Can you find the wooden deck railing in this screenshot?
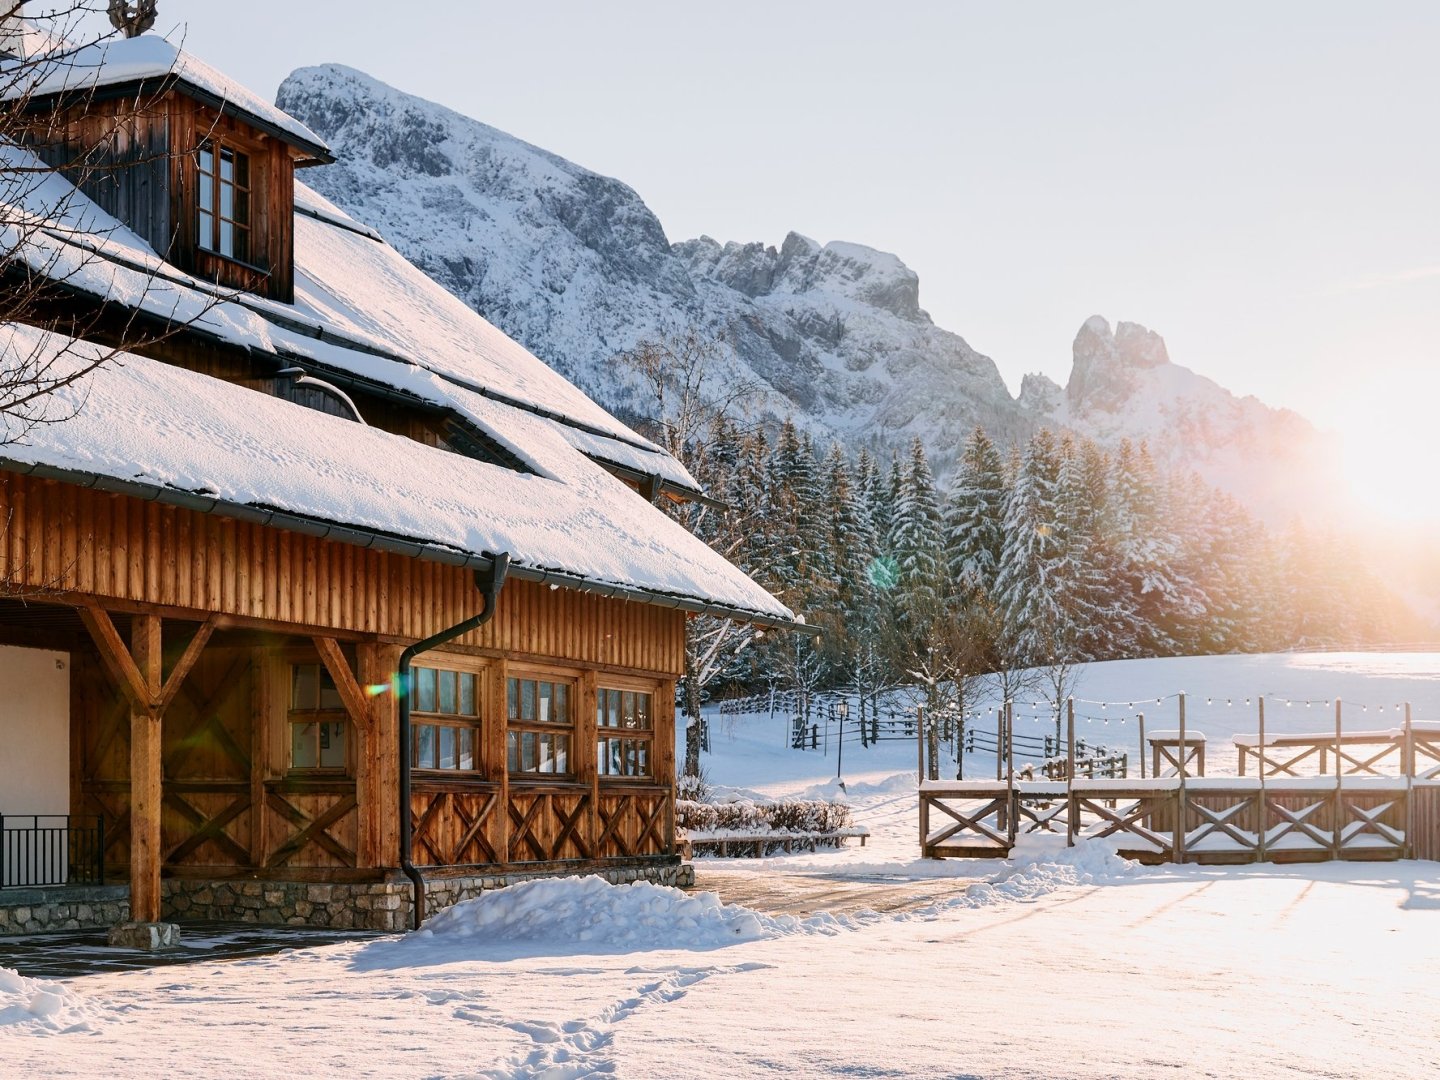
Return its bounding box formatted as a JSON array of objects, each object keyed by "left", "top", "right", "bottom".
[{"left": 919, "top": 697, "right": 1439, "bottom": 865}]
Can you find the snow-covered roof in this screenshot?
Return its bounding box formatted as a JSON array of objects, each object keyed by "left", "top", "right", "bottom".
[
  {"left": 3, "top": 34, "right": 330, "bottom": 161},
  {"left": 0, "top": 325, "right": 795, "bottom": 624},
  {"left": 0, "top": 138, "right": 700, "bottom": 495}
]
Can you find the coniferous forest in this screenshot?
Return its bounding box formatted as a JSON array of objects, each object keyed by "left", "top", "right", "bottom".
[{"left": 619, "top": 336, "right": 1406, "bottom": 756}]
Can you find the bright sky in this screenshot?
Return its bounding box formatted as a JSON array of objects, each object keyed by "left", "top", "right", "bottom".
[{"left": 123, "top": 2, "right": 1440, "bottom": 520}]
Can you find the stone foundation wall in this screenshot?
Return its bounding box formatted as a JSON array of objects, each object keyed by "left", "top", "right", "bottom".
[
  {"left": 0, "top": 885, "right": 130, "bottom": 935},
  {"left": 1, "top": 863, "right": 697, "bottom": 935},
  {"left": 163, "top": 861, "right": 698, "bottom": 932}
]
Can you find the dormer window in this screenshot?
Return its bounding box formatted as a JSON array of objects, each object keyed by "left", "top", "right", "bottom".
[{"left": 197, "top": 141, "right": 251, "bottom": 263}]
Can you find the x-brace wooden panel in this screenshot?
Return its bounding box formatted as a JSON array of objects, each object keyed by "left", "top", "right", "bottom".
[
  {"left": 266, "top": 792, "right": 358, "bottom": 867},
  {"left": 1014, "top": 796, "right": 1067, "bottom": 835},
  {"left": 413, "top": 792, "right": 499, "bottom": 866},
  {"left": 551, "top": 795, "right": 593, "bottom": 860},
  {"left": 924, "top": 795, "right": 1011, "bottom": 849},
  {"left": 1184, "top": 796, "right": 1261, "bottom": 854},
  {"left": 1074, "top": 796, "right": 1175, "bottom": 854},
  {"left": 507, "top": 797, "right": 550, "bottom": 862},
  {"left": 1338, "top": 798, "right": 1404, "bottom": 851},
  {"left": 164, "top": 790, "right": 252, "bottom": 865},
  {"left": 1264, "top": 795, "right": 1334, "bottom": 851}
]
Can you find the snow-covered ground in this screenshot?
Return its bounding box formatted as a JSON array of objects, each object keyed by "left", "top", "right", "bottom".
[{"left": 6, "top": 653, "right": 1440, "bottom": 1078}]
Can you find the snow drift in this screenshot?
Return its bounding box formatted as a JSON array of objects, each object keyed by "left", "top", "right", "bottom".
[{"left": 0, "top": 967, "right": 100, "bottom": 1034}]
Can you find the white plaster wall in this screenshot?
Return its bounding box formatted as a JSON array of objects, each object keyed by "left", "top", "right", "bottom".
[{"left": 0, "top": 646, "right": 70, "bottom": 816}]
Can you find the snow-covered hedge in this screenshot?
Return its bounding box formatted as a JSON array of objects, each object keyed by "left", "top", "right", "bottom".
[{"left": 676, "top": 798, "right": 852, "bottom": 836}]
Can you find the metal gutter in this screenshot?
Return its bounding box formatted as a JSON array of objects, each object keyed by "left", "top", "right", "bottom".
[
  {"left": 0, "top": 457, "right": 814, "bottom": 633},
  {"left": 398, "top": 553, "right": 510, "bottom": 930}
]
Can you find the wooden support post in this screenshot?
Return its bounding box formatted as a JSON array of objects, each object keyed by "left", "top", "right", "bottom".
[
  {"left": 1066, "top": 698, "right": 1076, "bottom": 848},
  {"left": 916, "top": 705, "right": 924, "bottom": 787},
  {"left": 1175, "top": 692, "right": 1187, "bottom": 864},
  {"left": 1138, "top": 712, "right": 1146, "bottom": 779},
  {"left": 1333, "top": 698, "right": 1343, "bottom": 859},
  {"left": 1404, "top": 702, "right": 1414, "bottom": 860},
  {"left": 658, "top": 679, "right": 678, "bottom": 855},
  {"left": 1257, "top": 696, "right": 1267, "bottom": 862},
  {"left": 578, "top": 669, "right": 600, "bottom": 857},
  {"left": 129, "top": 614, "right": 163, "bottom": 924}
]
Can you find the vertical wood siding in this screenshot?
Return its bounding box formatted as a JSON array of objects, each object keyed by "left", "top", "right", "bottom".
[{"left": 1, "top": 474, "right": 686, "bottom": 675}]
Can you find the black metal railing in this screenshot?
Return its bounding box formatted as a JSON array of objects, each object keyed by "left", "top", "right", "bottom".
[{"left": 0, "top": 814, "right": 104, "bottom": 888}]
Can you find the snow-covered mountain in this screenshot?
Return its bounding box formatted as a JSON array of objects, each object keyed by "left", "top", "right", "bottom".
[{"left": 275, "top": 64, "right": 1333, "bottom": 512}]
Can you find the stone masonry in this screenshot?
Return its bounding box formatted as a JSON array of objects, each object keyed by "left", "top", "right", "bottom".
[
  {"left": 2, "top": 863, "right": 697, "bottom": 934},
  {"left": 0, "top": 884, "right": 130, "bottom": 935}
]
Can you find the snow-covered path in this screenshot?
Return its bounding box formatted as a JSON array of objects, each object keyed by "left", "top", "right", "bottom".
[{"left": 5, "top": 850, "right": 1438, "bottom": 1078}]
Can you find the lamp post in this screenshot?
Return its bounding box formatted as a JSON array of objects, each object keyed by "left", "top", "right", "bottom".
[{"left": 835, "top": 699, "right": 849, "bottom": 791}]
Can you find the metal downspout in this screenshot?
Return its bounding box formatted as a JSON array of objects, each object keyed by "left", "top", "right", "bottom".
[{"left": 398, "top": 552, "right": 510, "bottom": 930}]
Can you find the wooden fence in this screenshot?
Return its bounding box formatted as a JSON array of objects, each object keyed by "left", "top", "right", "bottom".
[{"left": 919, "top": 697, "right": 1440, "bottom": 865}]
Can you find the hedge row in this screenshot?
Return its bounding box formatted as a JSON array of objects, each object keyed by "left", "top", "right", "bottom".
[{"left": 676, "top": 798, "right": 852, "bottom": 835}]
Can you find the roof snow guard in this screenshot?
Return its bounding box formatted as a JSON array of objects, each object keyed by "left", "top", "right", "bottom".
[{"left": 6, "top": 34, "right": 333, "bottom": 164}]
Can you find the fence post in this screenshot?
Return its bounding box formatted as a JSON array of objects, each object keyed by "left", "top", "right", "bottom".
[
  {"left": 1404, "top": 702, "right": 1414, "bottom": 860},
  {"left": 916, "top": 705, "right": 925, "bottom": 788},
  {"left": 1333, "top": 698, "right": 1343, "bottom": 859},
  {"left": 1257, "top": 695, "right": 1267, "bottom": 863},
  {"left": 1175, "top": 692, "right": 1187, "bottom": 864},
  {"left": 1066, "top": 698, "right": 1076, "bottom": 847}
]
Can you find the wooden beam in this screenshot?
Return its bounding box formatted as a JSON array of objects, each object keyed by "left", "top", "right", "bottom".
[
  {"left": 78, "top": 604, "right": 149, "bottom": 708},
  {"left": 154, "top": 617, "right": 216, "bottom": 714},
  {"left": 129, "top": 613, "right": 164, "bottom": 924},
  {"left": 313, "top": 636, "right": 369, "bottom": 723}
]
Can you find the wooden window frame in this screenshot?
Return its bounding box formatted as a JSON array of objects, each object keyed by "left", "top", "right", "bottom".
[
  {"left": 596, "top": 683, "right": 657, "bottom": 781},
  {"left": 505, "top": 670, "right": 577, "bottom": 779},
  {"left": 287, "top": 660, "right": 350, "bottom": 775},
  {"left": 197, "top": 138, "right": 253, "bottom": 265},
  {"left": 410, "top": 661, "right": 486, "bottom": 775}
]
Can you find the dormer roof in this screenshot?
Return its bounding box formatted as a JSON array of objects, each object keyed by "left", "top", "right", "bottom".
[{"left": 6, "top": 34, "right": 332, "bottom": 164}]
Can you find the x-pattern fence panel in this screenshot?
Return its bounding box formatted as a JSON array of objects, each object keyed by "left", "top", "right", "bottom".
[{"left": 920, "top": 780, "right": 1419, "bottom": 864}]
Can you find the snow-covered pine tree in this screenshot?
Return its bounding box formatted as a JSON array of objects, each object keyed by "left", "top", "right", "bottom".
[{"left": 943, "top": 426, "right": 1008, "bottom": 602}]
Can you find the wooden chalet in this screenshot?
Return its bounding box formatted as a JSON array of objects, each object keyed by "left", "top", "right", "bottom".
[{"left": 0, "top": 29, "right": 802, "bottom": 939}]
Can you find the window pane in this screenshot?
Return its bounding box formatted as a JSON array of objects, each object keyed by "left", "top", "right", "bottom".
[
  {"left": 219, "top": 148, "right": 234, "bottom": 182},
  {"left": 637, "top": 742, "right": 650, "bottom": 776},
  {"left": 291, "top": 664, "right": 317, "bottom": 710},
  {"left": 220, "top": 181, "right": 233, "bottom": 219},
  {"left": 459, "top": 728, "right": 474, "bottom": 771},
  {"left": 415, "top": 667, "right": 436, "bottom": 713},
  {"left": 233, "top": 226, "right": 248, "bottom": 264},
  {"left": 320, "top": 721, "right": 346, "bottom": 769},
  {"left": 438, "top": 669, "right": 457, "bottom": 714},
  {"left": 555, "top": 734, "right": 569, "bottom": 774},
  {"left": 439, "top": 726, "right": 456, "bottom": 769},
  {"left": 521, "top": 680, "right": 536, "bottom": 721},
  {"left": 199, "top": 176, "right": 213, "bottom": 212},
  {"left": 538, "top": 681, "right": 552, "bottom": 724},
  {"left": 622, "top": 692, "right": 636, "bottom": 729},
  {"left": 318, "top": 668, "right": 342, "bottom": 711},
  {"left": 234, "top": 189, "right": 249, "bottom": 227},
  {"left": 198, "top": 145, "right": 213, "bottom": 176},
  {"left": 520, "top": 731, "right": 537, "bottom": 772},
  {"left": 460, "top": 673, "right": 476, "bottom": 716},
  {"left": 555, "top": 683, "right": 568, "bottom": 723},
  {"left": 416, "top": 724, "right": 436, "bottom": 769},
  {"left": 234, "top": 152, "right": 249, "bottom": 189},
  {"left": 291, "top": 722, "right": 317, "bottom": 768},
  {"left": 506, "top": 730, "right": 518, "bottom": 772},
  {"left": 198, "top": 210, "right": 214, "bottom": 250},
  {"left": 507, "top": 678, "right": 518, "bottom": 720},
  {"left": 637, "top": 694, "right": 651, "bottom": 730},
  {"left": 219, "top": 219, "right": 233, "bottom": 256}
]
